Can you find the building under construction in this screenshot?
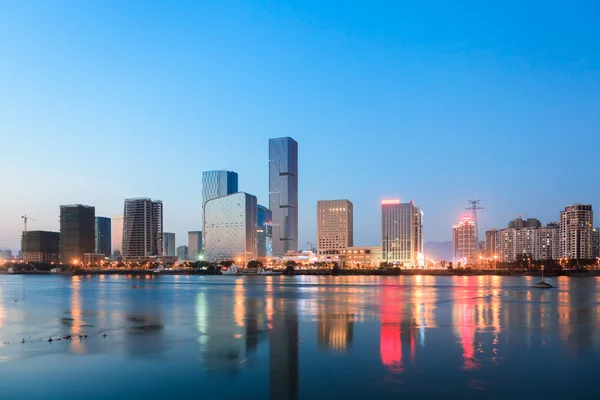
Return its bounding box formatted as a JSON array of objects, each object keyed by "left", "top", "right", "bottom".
[
  {"left": 21, "top": 230, "right": 60, "bottom": 263},
  {"left": 59, "top": 204, "right": 95, "bottom": 264}
]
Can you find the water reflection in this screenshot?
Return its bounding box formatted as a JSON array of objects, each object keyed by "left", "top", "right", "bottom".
[
  {"left": 2, "top": 275, "right": 600, "bottom": 399},
  {"left": 270, "top": 297, "right": 299, "bottom": 400}
]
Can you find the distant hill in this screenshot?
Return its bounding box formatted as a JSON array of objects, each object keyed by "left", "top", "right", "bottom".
[{"left": 424, "top": 241, "right": 452, "bottom": 261}]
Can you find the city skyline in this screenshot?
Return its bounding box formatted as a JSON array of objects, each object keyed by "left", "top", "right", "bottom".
[{"left": 1, "top": 1, "right": 600, "bottom": 250}]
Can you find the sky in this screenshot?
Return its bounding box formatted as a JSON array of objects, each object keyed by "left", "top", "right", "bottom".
[{"left": 1, "top": 0, "right": 599, "bottom": 251}]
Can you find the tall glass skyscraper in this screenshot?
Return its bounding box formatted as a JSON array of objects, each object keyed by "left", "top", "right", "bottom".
[
  {"left": 257, "top": 205, "right": 273, "bottom": 258},
  {"left": 162, "top": 232, "right": 176, "bottom": 257},
  {"left": 202, "top": 170, "right": 238, "bottom": 206},
  {"left": 269, "top": 137, "right": 298, "bottom": 256},
  {"left": 95, "top": 216, "right": 111, "bottom": 257}
]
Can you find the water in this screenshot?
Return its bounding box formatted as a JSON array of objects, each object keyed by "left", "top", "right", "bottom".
[{"left": 0, "top": 275, "right": 599, "bottom": 399}]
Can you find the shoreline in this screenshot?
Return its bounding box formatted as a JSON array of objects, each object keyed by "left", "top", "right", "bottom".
[{"left": 1, "top": 269, "right": 598, "bottom": 277}]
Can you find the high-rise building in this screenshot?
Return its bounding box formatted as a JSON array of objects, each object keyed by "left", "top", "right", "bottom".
[
  {"left": 257, "top": 205, "right": 273, "bottom": 259},
  {"left": 95, "top": 216, "right": 111, "bottom": 257},
  {"left": 59, "top": 204, "right": 95, "bottom": 264},
  {"left": 559, "top": 204, "right": 594, "bottom": 260},
  {"left": 202, "top": 170, "right": 239, "bottom": 206},
  {"left": 21, "top": 231, "right": 60, "bottom": 263},
  {"left": 593, "top": 227, "right": 600, "bottom": 258},
  {"left": 452, "top": 216, "right": 477, "bottom": 265},
  {"left": 534, "top": 223, "right": 560, "bottom": 261},
  {"left": 204, "top": 192, "right": 257, "bottom": 263},
  {"left": 485, "top": 229, "right": 498, "bottom": 258},
  {"left": 381, "top": 200, "right": 423, "bottom": 267},
  {"left": 317, "top": 200, "right": 353, "bottom": 257},
  {"left": 188, "top": 231, "right": 203, "bottom": 261},
  {"left": 111, "top": 214, "right": 123, "bottom": 258},
  {"left": 122, "top": 198, "right": 163, "bottom": 261},
  {"left": 0, "top": 250, "right": 12, "bottom": 260},
  {"left": 162, "top": 232, "right": 176, "bottom": 257},
  {"left": 177, "top": 245, "right": 189, "bottom": 261},
  {"left": 269, "top": 137, "right": 298, "bottom": 256}
]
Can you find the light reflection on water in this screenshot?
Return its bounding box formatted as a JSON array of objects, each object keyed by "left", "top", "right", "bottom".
[{"left": 0, "top": 275, "right": 599, "bottom": 399}]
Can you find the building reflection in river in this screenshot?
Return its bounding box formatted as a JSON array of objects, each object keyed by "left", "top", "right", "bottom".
[{"left": 270, "top": 297, "right": 299, "bottom": 400}]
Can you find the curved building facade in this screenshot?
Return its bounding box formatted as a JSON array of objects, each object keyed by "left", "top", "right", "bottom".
[{"left": 204, "top": 192, "right": 258, "bottom": 263}]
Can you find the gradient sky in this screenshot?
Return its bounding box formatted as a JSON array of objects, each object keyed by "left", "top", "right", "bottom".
[{"left": 1, "top": 0, "right": 599, "bottom": 251}]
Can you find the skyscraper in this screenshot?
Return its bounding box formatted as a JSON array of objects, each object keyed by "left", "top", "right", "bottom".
[
  {"left": 202, "top": 170, "right": 238, "bottom": 206},
  {"left": 59, "top": 204, "right": 95, "bottom": 264},
  {"left": 95, "top": 216, "right": 111, "bottom": 257},
  {"left": 122, "top": 198, "right": 163, "bottom": 261},
  {"left": 317, "top": 199, "right": 353, "bottom": 257},
  {"left": 204, "top": 192, "right": 257, "bottom": 263},
  {"left": 162, "top": 232, "right": 176, "bottom": 257},
  {"left": 188, "top": 231, "right": 203, "bottom": 260},
  {"left": 111, "top": 214, "right": 123, "bottom": 258},
  {"left": 257, "top": 205, "right": 273, "bottom": 259},
  {"left": 269, "top": 137, "right": 298, "bottom": 256},
  {"left": 452, "top": 216, "right": 476, "bottom": 265},
  {"left": 559, "top": 204, "right": 594, "bottom": 261},
  {"left": 381, "top": 200, "right": 423, "bottom": 267}
]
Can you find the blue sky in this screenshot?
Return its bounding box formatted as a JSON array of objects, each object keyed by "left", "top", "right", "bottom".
[{"left": 1, "top": 0, "right": 599, "bottom": 250}]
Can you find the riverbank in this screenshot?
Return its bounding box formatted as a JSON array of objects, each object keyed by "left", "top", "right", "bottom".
[{"left": 1, "top": 269, "right": 599, "bottom": 277}]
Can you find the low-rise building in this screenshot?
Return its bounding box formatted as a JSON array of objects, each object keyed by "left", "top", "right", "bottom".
[
  {"left": 83, "top": 253, "right": 105, "bottom": 265},
  {"left": 340, "top": 246, "right": 382, "bottom": 268}
]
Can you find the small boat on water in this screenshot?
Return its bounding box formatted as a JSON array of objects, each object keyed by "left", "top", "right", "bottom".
[
  {"left": 257, "top": 268, "right": 282, "bottom": 276},
  {"left": 532, "top": 266, "right": 554, "bottom": 289},
  {"left": 221, "top": 265, "right": 240, "bottom": 275}
]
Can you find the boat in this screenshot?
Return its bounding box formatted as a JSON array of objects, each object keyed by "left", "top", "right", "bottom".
[
  {"left": 221, "top": 265, "right": 239, "bottom": 275},
  {"left": 50, "top": 267, "right": 62, "bottom": 274},
  {"left": 257, "top": 268, "right": 282, "bottom": 276},
  {"left": 532, "top": 266, "right": 554, "bottom": 289},
  {"left": 152, "top": 265, "right": 165, "bottom": 273}
]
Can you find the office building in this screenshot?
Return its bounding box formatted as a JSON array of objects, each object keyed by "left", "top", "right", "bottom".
[
  {"left": 59, "top": 204, "right": 95, "bottom": 264},
  {"left": 202, "top": 170, "right": 239, "bottom": 206},
  {"left": 21, "top": 231, "right": 60, "bottom": 263},
  {"left": 188, "top": 231, "right": 203, "bottom": 261},
  {"left": 485, "top": 229, "right": 498, "bottom": 258},
  {"left": 559, "top": 204, "right": 594, "bottom": 260},
  {"left": 257, "top": 205, "right": 273, "bottom": 259},
  {"left": 204, "top": 192, "right": 257, "bottom": 263},
  {"left": 83, "top": 253, "right": 105, "bottom": 265},
  {"left": 381, "top": 200, "right": 423, "bottom": 267},
  {"left": 122, "top": 198, "right": 163, "bottom": 261},
  {"left": 177, "top": 245, "right": 189, "bottom": 261},
  {"left": 317, "top": 199, "right": 353, "bottom": 257},
  {"left": 452, "top": 216, "right": 477, "bottom": 265},
  {"left": 269, "top": 137, "right": 298, "bottom": 256},
  {"left": 111, "top": 214, "right": 123, "bottom": 258},
  {"left": 163, "top": 232, "right": 176, "bottom": 257},
  {"left": 95, "top": 216, "right": 111, "bottom": 257},
  {"left": 340, "top": 246, "right": 382, "bottom": 268},
  {"left": 0, "top": 250, "right": 12, "bottom": 260}
]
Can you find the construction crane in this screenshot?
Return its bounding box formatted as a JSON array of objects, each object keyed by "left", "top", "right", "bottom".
[{"left": 21, "top": 214, "right": 37, "bottom": 232}]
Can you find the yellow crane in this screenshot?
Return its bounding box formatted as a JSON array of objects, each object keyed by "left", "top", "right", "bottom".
[{"left": 21, "top": 214, "right": 37, "bottom": 232}]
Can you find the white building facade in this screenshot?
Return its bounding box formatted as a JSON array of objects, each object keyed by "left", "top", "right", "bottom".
[
  {"left": 204, "top": 192, "right": 258, "bottom": 263},
  {"left": 381, "top": 200, "right": 423, "bottom": 267}
]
